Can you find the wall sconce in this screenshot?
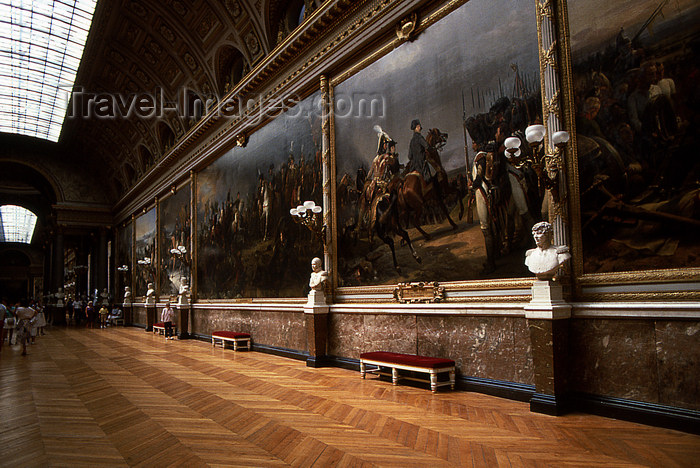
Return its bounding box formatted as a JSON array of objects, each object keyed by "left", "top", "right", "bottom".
[
  {"left": 290, "top": 200, "right": 325, "bottom": 242},
  {"left": 117, "top": 264, "right": 129, "bottom": 274},
  {"left": 169, "top": 245, "right": 191, "bottom": 267},
  {"left": 235, "top": 133, "right": 248, "bottom": 147},
  {"left": 137, "top": 256, "right": 156, "bottom": 283},
  {"left": 517, "top": 125, "right": 570, "bottom": 202},
  {"left": 170, "top": 185, "right": 177, "bottom": 195}
]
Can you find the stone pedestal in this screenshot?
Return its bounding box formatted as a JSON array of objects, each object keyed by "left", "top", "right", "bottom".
[
  {"left": 525, "top": 280, "right": 571, "bottom": 415},
  {"left": 123, "top": 302, "right": 132, "bottom": 325},
  {"left": 146, "top": 304, "right": 156, "bottom": 332},
  {"left": 304, "top": 290, "right": 329, "bottom": 367},
  {"left": 177, "top": 305, "right": 190, "bottom": 339}
]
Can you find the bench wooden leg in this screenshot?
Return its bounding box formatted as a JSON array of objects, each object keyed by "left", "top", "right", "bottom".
[
  {"left": 430, "top": 371, "right": 438, "bottom": 393},
  {"left": 212, "top": 337, "right": 215, "bottom": 347},
  {"left": 233, "top": 340, "right": 238, "bottom": 351},
  {"left": 449, "top": 370, "right": 455, "bottom": 390},
  {"left": 360, "top": 361, "right": 366, "bottom": 379},
  {"left": 392, "top": 367, "right": 399, "bottom": 386}
]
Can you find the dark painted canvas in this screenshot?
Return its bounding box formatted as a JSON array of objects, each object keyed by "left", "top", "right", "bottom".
[
  {"left": 196, "top": 91, "right": 323, "bottom": 298},
  {"left": 568, "top": 0, "right": 700, "bottom": 273},
  {"left": 116, "top": 222, "right": 132, "bottom": 299},
  {"left": 159, "top": 185, "right": 191, "bottom": 297},
  {"left": 334, "top": 0, "right": 542, "bottom": 286},
  {"left": 134, "top": 208, "right": 156, "bottom": 296}
]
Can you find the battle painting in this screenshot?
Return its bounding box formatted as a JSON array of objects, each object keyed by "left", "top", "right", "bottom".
[
  {"left": 159, "top": 185, "right": 191, "bottom": 297},
  {"left": 334, "top": 0, "right": 542, "bottom": 286},
  {"left": 196, "top": 92, "right": 323, "bottom": 299},
  {"left": 134, "top": 208, "right": 156, "bottom": 296},
  {"left": 568, "top": 0, "right": 700, "bottom": 274},
  {"left": 116, "top": 222, "right": 132, "bottom": 299}
]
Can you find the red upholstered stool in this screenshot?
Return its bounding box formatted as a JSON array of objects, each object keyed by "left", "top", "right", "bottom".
[
  {"left": 360, "top": 351, "right": 455, "bottom": 392},
  {"left": 212, "top": 331, "right": 251, "bottom": 351},
  {"left": 152, "top": 322, "right": 165, "bottom": 334}
]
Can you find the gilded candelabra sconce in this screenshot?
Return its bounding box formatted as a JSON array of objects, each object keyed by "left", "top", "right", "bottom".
[
  {"left": 170, "top": 245, "right": 191, "bottom": 268},
  {"left": 290, "top": 200, "right": 325, "bottom": 243},
  {"left": 137, "top": 256, "right": 156, "bottom": 283},
  {"left": 505, "top": 125, "right": 570, "bottom": 202}
]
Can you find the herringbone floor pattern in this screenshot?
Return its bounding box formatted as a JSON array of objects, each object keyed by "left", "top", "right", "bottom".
[{"left": 1, "top": 327, "right": 697, "bottom": 467}]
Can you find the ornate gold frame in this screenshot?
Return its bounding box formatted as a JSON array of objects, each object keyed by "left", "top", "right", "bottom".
[
  {"left": 327, "top": 0, "right": 537, "bottom": 303},
  {"left": 553, "top": 0, "right": 700, "bottom": 301}
]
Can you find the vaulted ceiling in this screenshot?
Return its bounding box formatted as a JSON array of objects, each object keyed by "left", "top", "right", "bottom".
[{"left": 58, "top": 0, "right": 316, "bottom": 201}]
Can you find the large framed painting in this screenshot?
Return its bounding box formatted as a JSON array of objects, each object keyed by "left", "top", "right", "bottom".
[
  {"left": 196, "top": 91, "right": 323, "bottom": 299},
  {"left": 333, "top": 0, "right": 543, "bottom": 287},
  {"left": 134, "top": 208, "right": 156, "bottom": 296},
  {"left": 116, "top": 221, "right": 132, "bottom": 299},
  {"left": 159, "top": 184, "right": 191, "bottom": 297},
  {"left": 567, "top": 0, "right": 700, "bottom": 276}
]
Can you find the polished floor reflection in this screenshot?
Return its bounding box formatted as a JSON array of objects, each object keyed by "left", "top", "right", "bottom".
[{"left": 1, "top": 326, "right": 698, "bottom": 467}]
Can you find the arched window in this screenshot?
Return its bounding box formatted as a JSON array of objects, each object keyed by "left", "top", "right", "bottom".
[{"left": 0, "top": 205, "right": 38, "bottom": 243}]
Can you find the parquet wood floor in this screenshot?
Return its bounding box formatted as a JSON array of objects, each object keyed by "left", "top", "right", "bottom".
[{"left": 1, "top": 327, "right": 698, "bottom": 467}]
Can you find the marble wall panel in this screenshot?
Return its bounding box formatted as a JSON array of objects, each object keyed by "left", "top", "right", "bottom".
[
  {"left": 360, "top": 314, "right": 417, "bottom": 355},
  {"left": 569, "top": 319, "right": 659, "bottom": 403},
  {"left": 250, "top": 310, "right": 306, "bottom": 351},
  {"left": 191, "top": 307, "right": 306, "bottom": 351},
  {"left": 512, "top": 318, "right": 534, "bottom": 385},
  {"left": 417, "top": 316, "right": 530, "bottom": 383},
  {"left": 655, "top": 321, "right": 700, "bottom": 411},
  {"left": 328, "top": 314, "right": 364, "bottom": 359},
  {"left": 132, "top": 306, "right": 147, "bottom": 326},
  {"left": 191, "top": 308, "right": 252, "bottom": 335}
]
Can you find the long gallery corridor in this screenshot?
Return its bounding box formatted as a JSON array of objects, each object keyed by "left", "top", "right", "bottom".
[{"left": 1, "top": 327, "right": 698, "bottom": 467}]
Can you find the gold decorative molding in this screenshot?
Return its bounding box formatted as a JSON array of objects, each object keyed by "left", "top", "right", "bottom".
[
  {"left": 395, "top": 13, "right": 418, "bottom": 41},
  {"left": 393, "top": 282, "right": 446, "bottom": 304}
]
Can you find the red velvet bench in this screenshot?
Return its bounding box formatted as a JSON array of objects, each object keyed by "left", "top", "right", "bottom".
[
  {"left": 360, "top": 351, "right": 455, "bottom": 393},
  {"left": 212, "top": 331, "right": 251, "bottom": 351},
  {"left": 152, "top": 322, "right": 177, "bottom": 336}
]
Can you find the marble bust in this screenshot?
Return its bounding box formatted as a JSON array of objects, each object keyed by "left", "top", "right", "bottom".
[
  {"left": 178, "top": 277, "right": 191, "bottom": 305},
  {"left": 123, "top": 286, "right": 132, "bottom": 305},
  {"left": 100, "top": 288, "right": 109, "bottom": 305},
  {"left": 524, "top": 221, "right": 571, "bottom": 280},
  {"left": 145, "top": 282, "right": 155, "bottom": 304},
  {"left": 309, "top": 257, "right": 328, "bottom": 291},
  {"left": 55, "top": 287, "right": 65, "bottom": 307},
  {"left": 307, "top": 257, "right": 328, "bottom": 306}
]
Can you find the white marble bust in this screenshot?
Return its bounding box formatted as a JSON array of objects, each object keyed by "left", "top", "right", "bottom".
[
  {"left": 55, "top": 287, "right": 65, "bottom": 307},
  {"left": 178, "top": 277, "right": 191, "bottom": 305},
  {"left": 145, "top": 282, "right": 155, "bottom": 304},
  {"left": 525, "top": 221, "right": 571, "bottom": 280},
  {"left": 309, "top": 257, "right": 328, "bottom": 291},
  {"left": 123, "top": 286, "right": 132, "bottom": 305},
  {"left": 100, "top": 288, "right": 109, "bottom": 305}
]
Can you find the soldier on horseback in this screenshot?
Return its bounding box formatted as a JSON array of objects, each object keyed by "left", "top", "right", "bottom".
[{"left": 406, "top": 119, "right": 435, "bottom": 185}]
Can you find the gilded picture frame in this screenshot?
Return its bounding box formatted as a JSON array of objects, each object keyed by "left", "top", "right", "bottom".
[
  {"left": 556, "top": 0, "right": 700, "bottom": 300},
  {"left": 329, "top": 0, "right": 544, "bottom": 302}
]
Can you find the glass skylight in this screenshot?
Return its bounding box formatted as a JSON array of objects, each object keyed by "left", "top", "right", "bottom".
[
  {"left": 0, "top": 205, "right": 38, "bottom": 243},
  {"left": 0, "top": 0, "right": 98, "bottom": 142}
]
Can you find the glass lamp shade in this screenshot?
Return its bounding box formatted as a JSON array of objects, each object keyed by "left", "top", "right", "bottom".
[
  {"left": 505, "top": 148, "right": 521, "bottom": 159},
  {"left": 296, "top": 205, "right": 305, "bottom": 214},
  {"left": 504, "top": 136, "right": 521, "bottom": 149},
  {"left": 552, "top": 130, "right": 570, "bottom": 146},
  {"left": 312, "top": 205, "right": 322, "bottom": 214},
  {"left": 525, "top": 124, "right": 546, "bottom": 144},
  {"left": 290, "top": 208, "right": 298, "bottom": 216},
  {"left": 303, "top": 200, "right": 316, "bottom": 210},
  {"left": 170, "top": 248, "right": 180, "bottom": 255}
]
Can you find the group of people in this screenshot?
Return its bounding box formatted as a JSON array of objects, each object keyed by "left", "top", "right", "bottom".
[
  {"left": 61, "top": 297, "right": 123, "bottom": 328},
  {"left": 1, "top": 298, "right": 47, "bottom": 356}
]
